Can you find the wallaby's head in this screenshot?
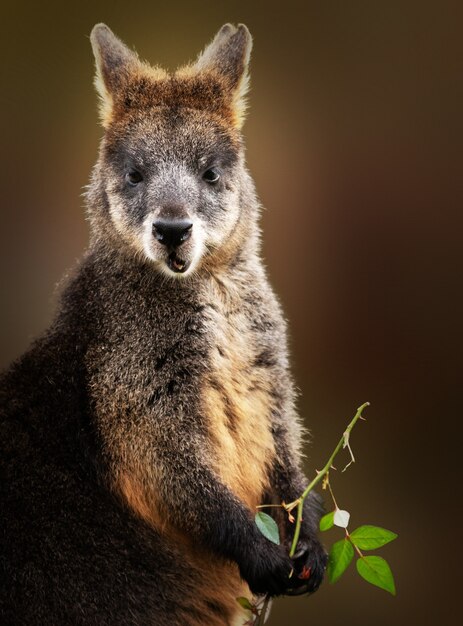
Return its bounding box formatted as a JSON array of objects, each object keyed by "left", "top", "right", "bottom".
[{"left": 87, "top": 23, "right": 257, "bottom": 277}]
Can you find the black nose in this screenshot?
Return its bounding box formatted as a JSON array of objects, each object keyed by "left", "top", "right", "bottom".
[{"left": 152, "top": 219, "right": 193, "bottom": 248}]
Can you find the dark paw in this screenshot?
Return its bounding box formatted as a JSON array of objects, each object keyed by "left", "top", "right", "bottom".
[
  {"left": 239, "top": 534, "right": 327, "bottom": 597},
  {"left": 239, "top": 543, "right": 295, "bottom": 597},
  {"left": 285, "top": 537, "right": 327, "bottom": 596}
]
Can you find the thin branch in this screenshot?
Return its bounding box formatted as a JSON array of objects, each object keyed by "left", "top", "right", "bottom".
[
  {"left": 253, "top": 595, "right": 271, "bottom": 626},
  {"left": 289, "top": 402, "right": 369, "bottom": 557}
]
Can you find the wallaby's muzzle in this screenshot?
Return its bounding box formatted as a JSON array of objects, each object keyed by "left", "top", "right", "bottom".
[{"left": 152, "top": 218, "right": 194, "bottom": 273}]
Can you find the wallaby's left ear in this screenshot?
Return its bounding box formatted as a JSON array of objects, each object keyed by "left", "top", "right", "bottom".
[
  {"left": 90, "top": 23, "right": 141, "bottom": 126},
  {"left": 195, "top": 24, "right": 253, "bottom": 127}
]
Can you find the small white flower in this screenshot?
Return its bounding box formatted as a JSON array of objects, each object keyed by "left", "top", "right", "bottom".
[{"left": 334, "top": 509, "right": 350, "bottom": 528}]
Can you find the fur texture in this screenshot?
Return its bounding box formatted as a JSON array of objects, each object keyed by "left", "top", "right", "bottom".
[{"left": 0, "top": 24, "right": 326, "bottom": 625}]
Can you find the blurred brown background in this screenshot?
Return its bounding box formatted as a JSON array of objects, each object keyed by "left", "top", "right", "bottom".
[{"left": 1, "top": 1, "right": 461, "bottom": 624}]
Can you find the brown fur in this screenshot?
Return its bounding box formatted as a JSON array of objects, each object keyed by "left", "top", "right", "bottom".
[{"left": 108, "top": 73, "right": 238, "bottom": 127}]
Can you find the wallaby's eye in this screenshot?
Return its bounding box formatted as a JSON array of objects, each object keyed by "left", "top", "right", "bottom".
[
  {"left": 126, "top": 169, "right": 143, "bottom": 186},
  {"left": 202, "top": 167, "right": 221, "bottom": 184}
]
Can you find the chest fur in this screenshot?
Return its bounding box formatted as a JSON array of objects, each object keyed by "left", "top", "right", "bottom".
[
  {"left": 202, "top": 291, "right": 276, "bottom": 510},
  {"left": 89, "top": 274, "right": 277, "bottom": 518}
]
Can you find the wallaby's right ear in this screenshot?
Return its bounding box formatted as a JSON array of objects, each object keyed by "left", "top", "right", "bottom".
[
  {"left": 90, "top": 24, "right": 140, "bottom": 126},
  {"left": 194, "top": 24, "right": 253, "bottom": 128}
]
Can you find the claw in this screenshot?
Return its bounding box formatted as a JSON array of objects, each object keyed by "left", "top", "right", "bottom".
[{"left": 298, "top": 565, "right": 311, "bottom": 580}]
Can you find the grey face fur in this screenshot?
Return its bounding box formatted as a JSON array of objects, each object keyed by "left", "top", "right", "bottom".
[{"left": 101, "top": 111, "right": 246, "bottom": 277}]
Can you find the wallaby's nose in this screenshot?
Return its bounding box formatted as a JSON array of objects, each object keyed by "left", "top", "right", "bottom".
[{"left": 152, "top": 219, "right": 193, "bottom": 248}]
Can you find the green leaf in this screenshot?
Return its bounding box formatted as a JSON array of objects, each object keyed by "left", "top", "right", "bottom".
[
  {"left": 356, "top": 556, "right": 396, "bottom": 595},
  {"left": 350, "top": 525, "right": 398, "bottom": 550},
  {"left": 236, "top": 597, "right": 254, "bottom": 611},
  {"left": 327, "top": 538, "right": 354, "bottom": 583},
  {"left": 319, "top": 511, "right": 335, "bottom": 531},
  {"left": 255, "top": 512, "right": 280, "bottom": 545}
]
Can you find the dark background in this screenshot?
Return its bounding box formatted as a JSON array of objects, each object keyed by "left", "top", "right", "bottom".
[{"left": 1, "top": 1, "right": 461, "bottom": 624}]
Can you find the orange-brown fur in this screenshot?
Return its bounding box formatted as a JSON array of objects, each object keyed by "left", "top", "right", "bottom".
[{"left": 116, "top": 470, "right": 251, "bottom": 626}]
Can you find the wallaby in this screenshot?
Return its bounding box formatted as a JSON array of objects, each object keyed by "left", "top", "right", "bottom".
[{"left": 0, "top": 23, "right": 326, "bottom": 626}]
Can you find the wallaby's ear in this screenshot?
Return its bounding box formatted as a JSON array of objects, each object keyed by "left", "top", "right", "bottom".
[
  {"left": 195, "top": 24, "right": 253, "bottom": 128},
  {"left": 90, "top": 24, "right": 140, "bottom": 126}
]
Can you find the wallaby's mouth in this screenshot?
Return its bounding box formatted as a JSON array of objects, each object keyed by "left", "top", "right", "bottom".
[{"left": 167, "top": 251, "right": 189, "bottom": 274}]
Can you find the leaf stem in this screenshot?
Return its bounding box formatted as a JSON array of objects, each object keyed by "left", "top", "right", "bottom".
[
  {"left": 345, "top": 529, "right": 364, "bottom": 559},
  {"left": 289, "top": 402, "right": 369, "bottom": 557},
  {"left": 325, "top": 476, "right": 339, "bottom": 510}
]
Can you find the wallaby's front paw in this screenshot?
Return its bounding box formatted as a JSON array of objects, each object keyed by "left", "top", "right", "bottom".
[
  {"left": 285, "top": 536, "right": 327, "bottom": 595},
  {"left": 239, "top": 543, "right": 293, "bottom": 596},
  {"left": 239, "top": 540, "right": 321, "bottom": 597}
]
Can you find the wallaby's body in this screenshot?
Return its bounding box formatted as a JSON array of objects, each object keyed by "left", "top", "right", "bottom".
[{"left": 0, "top": 24, "right": 326, "bottom": 625}]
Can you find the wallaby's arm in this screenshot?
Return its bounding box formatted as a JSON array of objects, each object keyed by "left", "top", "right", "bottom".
[{"left": 141, "top": 429, "right": 304, "bottom": 596}]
